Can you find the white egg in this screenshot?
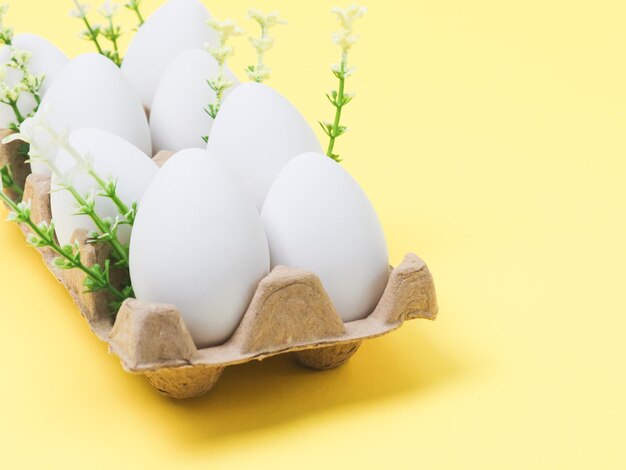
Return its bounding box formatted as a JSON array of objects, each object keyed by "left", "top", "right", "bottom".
[
  {"left": 129, "top": 148, "right": 270, "bottom": 348},
  {"left": 261, "top": 152, "right": 389, "bottom": 322},
  {"left": 51, "top": 128, "right": 159, "bottom": 247},
  {"left": 35, "top": 53, "right": 152, "bottom": 175},
  {"left": 0, "top": 33, "right": 68, "bottom": 129},
  {"left": 122, "top": 0, "right": 218, "bottom": 109},
  {"left": 150, "top": 49, "right": 238, "bottom": 153},
  {"left": 207, "top": 82, "right": 322, "bottom": 210}
]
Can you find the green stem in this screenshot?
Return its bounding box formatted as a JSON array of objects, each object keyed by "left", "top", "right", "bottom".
[
  {"left": 7, "top": 99, "right": 24, "bottom": 124},
  {"left": 81, "top": 16, "right": 104, "bottom": 55},
  {"left": 47, "top": 159, "right": 129, "bottom": 266},
  {"left": 56, "top": 131, "right": 134, "bottom": 223},
  {"left": 255, "top": 24, "right": 267, "bottom": 83},
  {"left": 0, "top": 164, "right": 23, "bottom": 198},
  {"left": 326, "top": 72, "right": 345, "bottom": 157},
  {"left": 107, "top": 17, "right": 121, "bottom": 65},
  {"left": 132, "top": 7, "right": 144, "bottom": 26},
  {"left": 70, "top": 186, "right": 128, "bottom": 264},
  {"left": 0, "top": 191, "right": 127, "bottom": 302}
]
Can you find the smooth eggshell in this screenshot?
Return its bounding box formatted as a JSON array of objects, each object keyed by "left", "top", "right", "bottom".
[
  {"left": 0, "top": 33, "right": 68, "bottom": 129},
  {"left": 51, "top": 128, "right": 158, "bottom": 247},
  {"left": 129, "top": 148, "right": 270, "bottom": 348},
  {"left": 150, "top": 49, "right": 239, "bottom": 153},
  {"left": 261, "top": 152, "right": 389, "bottom": 322},
  {"left": 122, "top": 0, "right": 218, "bottom": 109},
  {"left": 207, "top": 82, "right": 322, "bottom": 210},
  {"left": 36, "top": 53, "right": 152, "bottom": 175}
]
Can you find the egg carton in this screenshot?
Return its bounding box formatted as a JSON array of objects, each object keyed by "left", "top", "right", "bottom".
[{"left": 1, "top": 143, "right": 439, "bottom": 399}]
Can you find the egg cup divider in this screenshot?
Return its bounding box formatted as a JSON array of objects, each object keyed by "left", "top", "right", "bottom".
[{"left": 2, "top": 144, "right": 438, "bottom": 399}]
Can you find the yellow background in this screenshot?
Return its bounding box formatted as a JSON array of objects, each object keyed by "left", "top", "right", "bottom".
[{"left": 1, "top": 0, "right": 625, "bottom": 468}]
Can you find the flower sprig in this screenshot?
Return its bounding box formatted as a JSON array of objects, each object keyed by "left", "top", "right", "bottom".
[
  {"left": 0, "top": 49, "right": 44, "bottom": 131},
  {"left": 246, "top": 9, "right": 286, "bottom": 83},
  {"left": 70, "top": 0, "right": 125, "bottom": 67},
  {"left": 0, "top": 3, "right": 13, "bottom": 45},
  {"left": 204, "top": 18, "right": 243, "bottom": 136},
  {"left": 0, "top": 185, "right": 132, "bottom": 315},
  {"left": 0, "top": 4, "right": 45, "bottom": 130},
  {"left": 4, "top": 111, "right": 135, "bottom": 268},
  {"left": 0, "top": 43, "right": 45, "bottom": 197},
  {"left": 320, "top": 5, "right": 367, "bottom": 162},
  {"left": 124, "top": 0, "right": 144, "bottom": 28}
]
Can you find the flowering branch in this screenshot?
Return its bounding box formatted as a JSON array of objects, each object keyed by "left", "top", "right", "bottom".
[
  {"left": 70, "top": 0, "right": 124, "bottom": 67},
  {"left": 0, "top": 189, "right": 132, "bottom": 314},
  {"left": 0, "top": 3, "right": 13, "bottom": 45},
  {"left": 320, "top": 5, "right": 366, "bottom": 162},
  {"left": 0, "top": 9, "right": 46, "bottom": 198},
  {"left": 70, "top": 1, "right": 105, "bottom": 55},
  {"left": 124, "top": 0, "right": 144, "bottom": 28},
  {"left": 99, "top": 1, "right": 122, "bottom": 66},
  {"left": 204, "top": 18, "right": 243, "bottom": 140},
  {"left": 4, "top": 112, "right": 136, "bottom": 268},
  {"left": 0, "top": 8, "right": 45, "bottom": 130},
  {"left": 246, "top": 10, "right": 286, "bottom": 83}
]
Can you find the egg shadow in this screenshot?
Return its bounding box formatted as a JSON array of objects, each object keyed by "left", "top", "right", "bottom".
[{"left": 140, "top": 321, "right": 470, "bottom": 445}]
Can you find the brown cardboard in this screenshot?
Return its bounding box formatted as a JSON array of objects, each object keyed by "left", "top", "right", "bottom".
[{"left": 1, "top": 138, "right": 439, "bottom": 399}]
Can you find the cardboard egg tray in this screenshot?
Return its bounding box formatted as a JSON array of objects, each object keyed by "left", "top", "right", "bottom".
[{"left": 1, "top": 139, "right": 439, "bottom": 399}]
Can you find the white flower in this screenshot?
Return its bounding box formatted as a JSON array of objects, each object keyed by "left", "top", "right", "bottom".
[
  {"left": 331, "top": 5, "right": 367, "bottom": 31},
  {"left": 206, "top": 75, "right": 234, "bottom": 92},
  {"left": 333, "top": 30, "right": 359, "bottom": 51},
  {"left": 207, "top": 18, "right": 244, "bottom": 41},
  {"left": 70, "top": 0, "right": 90, "bottom": 19},
  {"left": 98, "top": 0, "right": 119, "bottom": 19},
  {"left": 246, "top": 65, "right": 271, "bottom": 83},
  {"left": 3, "top": 109, "right": 64, "bottom": 171},
  {"left": 250, "top": 36, "right": 275, "bottom": 54},
  {"left": 124, "top": 0, "right": 141, "bottom": 9},
  {"left": 248, "top": 9, "right": 287, "bottom": 28},
  {"left": 0, "top": 82, "right": 20, "bottom": 103},
  {"left": 331, "top": 63, "right": 357, "bottom": 76},
  {"left": 8, "top": 48, "right": 32, "bottom": 70},
  {"left": 330, "top": 5, "right": 366, "bottom": 56},
  {"left": 206, "top": 45, "right": 235, "bottom": 64}
]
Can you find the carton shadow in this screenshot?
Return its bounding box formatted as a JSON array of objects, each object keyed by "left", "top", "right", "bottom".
[{"left": 135, "top": 324, "right": 467, "bottom": 444}]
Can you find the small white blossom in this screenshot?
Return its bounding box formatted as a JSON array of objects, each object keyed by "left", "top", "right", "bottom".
[
  {"left": 8, "top": 49, "right": 32, "bottom": 70},
  {"left": 0, "top": 2, "right": 13, "bottom": 45},
  {"left": 70, "top": 0, "right": 91, "bottom": 19},
  {"left": 250, "top": 36, "right": 275, "bottom": 54},
  {"left": 98, "top": 0, "right": 119, "bottom": 19},
  {"left": 246, "top": 9, "right": 286, "bottom": 83},
  {"left": 206, "top": 76, "right": 234, "bottom": 92},
  {"left": 331, "top": 5, "right": 367, "bottom": 30},
  {"left": 207, "top": 18, "right": 244, "bottom": 40},
  {"left": 248, "top": 9, "right": 287, "bottom": 28},
  {"left": 0, "top": 82, "right": 21, "bottom": 103},
  {"left": 247, "top": 65, "right": 271, "bottom": 83},
  {"left": 206, "top": 45, "right": 235, "bottom": 64},
  {"left": 333, "top": 31, "right": 359, "bottom": 51}
]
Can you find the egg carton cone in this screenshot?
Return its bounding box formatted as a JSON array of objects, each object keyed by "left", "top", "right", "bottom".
[{"left": 1, "top": 142, "right": 439, "bottom": 399}]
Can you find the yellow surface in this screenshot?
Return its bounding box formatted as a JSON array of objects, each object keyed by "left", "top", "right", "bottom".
[{"left": 1, "top": 0, "right": 624, "bottom": 468}]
